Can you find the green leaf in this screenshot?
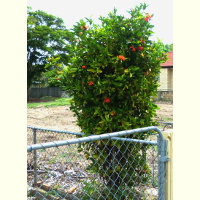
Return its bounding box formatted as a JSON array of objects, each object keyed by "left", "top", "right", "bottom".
[
  {"left": 97, "top": 69, "right": 102, "bottom": 73},
  {"left": 93, "top": 154, "right": 98, "bottom": 159},
  {"left": 87, "top": 68, "right": 96, "bottom": 73}
]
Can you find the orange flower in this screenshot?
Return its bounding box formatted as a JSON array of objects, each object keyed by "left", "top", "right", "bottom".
[
  {"left": 146, "top": 13, "right": 151, "bottom": 19},
  {"left": 84, "top": 26, "right": 88, "bottom": 30},
  {"left": 82, "top": 65, "right": 86, "bottom": 69},
  {"left": 118, "top": 55, "right": 126, "bottom": 61},
  {"left": 104, "top": 97, "right": 110, "bottom": 103},
  {"left": 144, "top": 13, "right": 151, "bottom": 22},
  {"left": 88, "top": 81, "right": 94, "bottom": 86},
  {"left": 130, "top": 46, "right": 136, "bottom": 51},
  {"left": 111, "top": 111, "right": 115, "bottom": 116},
  {"left": 139, "top": 40, "right": 145, "bottom": 44},
  {"left": 138, "top": 46, "right": 144, "bottom": 51}
]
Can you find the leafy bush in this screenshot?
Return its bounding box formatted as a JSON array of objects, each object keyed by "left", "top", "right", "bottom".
[{"left": 56, "top": 2, "right": 166, "bottom": 194}]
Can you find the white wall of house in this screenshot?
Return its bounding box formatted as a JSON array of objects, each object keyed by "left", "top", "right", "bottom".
[
  {"left": 158, "top": 68, "right": 173, "bottom": 90},
  {"left": 167, "top": 68, "right": 173, "bottom": 90},
  {"left": 158, "top": 68, "right": 168, "bottom": 90}
]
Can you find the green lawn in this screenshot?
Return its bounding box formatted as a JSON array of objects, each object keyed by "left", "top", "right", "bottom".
[{"left": 27, "top": 97, "right": 72, "bottom": 108}]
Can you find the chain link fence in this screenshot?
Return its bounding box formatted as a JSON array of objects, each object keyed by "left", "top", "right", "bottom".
[{"left": 27, "top": 126, "right": 167, "bottom": 200}]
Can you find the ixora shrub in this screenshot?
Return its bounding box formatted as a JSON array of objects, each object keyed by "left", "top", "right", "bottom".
[{"left": 64, "top": 3, "right": 166, "bottom": 196}]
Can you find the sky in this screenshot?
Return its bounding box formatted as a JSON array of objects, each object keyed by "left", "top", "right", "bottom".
[{"left": 27, "top": 0, "right": 173, "bottom": 44}]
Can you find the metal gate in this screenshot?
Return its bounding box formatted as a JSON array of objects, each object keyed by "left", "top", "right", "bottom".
[{"left": 27, "top": 126, "right": 168, "bottom": 200}]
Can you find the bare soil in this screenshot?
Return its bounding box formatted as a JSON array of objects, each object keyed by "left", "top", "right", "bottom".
[
  {"left": 27, "top": 102, "right": 173, "bottom": 131},
  {"left": 156, "top": 102, "right": 173, "bottom": 122},
  {"left": 27, "top": 106, "right": 81, "bottom": 132}
]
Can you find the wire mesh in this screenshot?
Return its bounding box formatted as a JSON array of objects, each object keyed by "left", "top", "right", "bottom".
[{"left": 27, "top": 128, "right": 160, "bottom": 200}]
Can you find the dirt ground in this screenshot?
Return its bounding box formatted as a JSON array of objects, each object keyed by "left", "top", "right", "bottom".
[{"left": 27, "top": 102, "right": 173, "bottom": 131}]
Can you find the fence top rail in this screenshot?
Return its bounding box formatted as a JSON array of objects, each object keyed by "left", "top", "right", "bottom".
[
  {"left": 157, "top": 122, "right": 173, "bottom": 125},
  {"left": 111, "top": 137, "right": 157, "bottom": 146},
  {"left": 27, "top": 126, "right": 163, "bottom": 152},
  {"left": 27, "top": 126, "right": 84, "bottom": 136}
]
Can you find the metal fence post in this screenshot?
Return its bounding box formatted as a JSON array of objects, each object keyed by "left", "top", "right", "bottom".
[
  {"left": 163, "top": 130, "right": 173, "bottom": 200},
  {"left": 33, "top": 128, "right": 37, "bottom": 186},
  {"left": 152, "top": 147, "right": 155, "bottom": 187},
  {"left": 157, "top": 133, "right": 167, "bottom": 200}
]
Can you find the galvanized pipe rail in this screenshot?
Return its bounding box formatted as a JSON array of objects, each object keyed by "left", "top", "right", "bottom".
[
  {"left": 27, "top": 126, "right": 163, "bottom": 151},
  {"left": 27, "top": 126, "right": 84, "bottom": 136},
  {"left": 157, "top": 122, "right": 173, "bottom": 131}
]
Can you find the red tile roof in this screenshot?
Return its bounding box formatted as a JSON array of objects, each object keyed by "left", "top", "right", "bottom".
[{"left": 160, "top": 52, "right": 173, "bottom": 67}]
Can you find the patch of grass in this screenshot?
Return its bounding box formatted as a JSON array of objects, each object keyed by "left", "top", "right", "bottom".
[
  {"left": 161, "top": 117, "right": 173, "bottom": 122},
  {"left": 27, "top": 98, "right": 72, "bottom": 108},
  {"left": 40, "top": 96, "right": 59, "bottom": 101}
]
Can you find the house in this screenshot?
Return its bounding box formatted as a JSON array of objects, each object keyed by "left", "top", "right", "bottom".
[{"left": 158, "top": 51, "right": 173, "bottom": 91}]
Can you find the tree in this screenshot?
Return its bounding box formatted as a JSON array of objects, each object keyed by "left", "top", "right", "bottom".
[
  {"left": 56, "top": 3, "right": 167, "bottom": 198},
  {"left": 163, "top": 43, "right": 173, "bottom": 52},
  {"left": 27, "top": 7, "right": 74, "bottom": 97}
]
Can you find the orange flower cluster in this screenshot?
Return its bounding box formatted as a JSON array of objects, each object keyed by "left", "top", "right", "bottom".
[
  {"left": 130, "top": 46, "right": 136, "bottom": 51},
  {"left": 111, "top": 111, "right": 115, "bottom": 116},
  {"left": 138, "top": 46, "right": 144, "bottom": 51},
  {"left": 118, "top": 55, "right": 126, "bottom": 61},
  {"left": 82, "top": 65, "right": 86, "bottom": 69},
  {"left": 88, "top": 81, "right": 94, "bottom": 86},
  {"left": 80, "top": 26, "right": 88, "bottom": 30},
  {"left": 104, "top": 97, "right": 110, "bottom": 103},
  {"left": 144, "top": 13, "right": 152, "bottom": 22}
]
